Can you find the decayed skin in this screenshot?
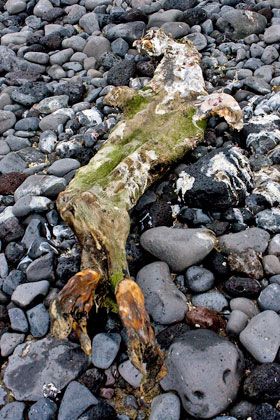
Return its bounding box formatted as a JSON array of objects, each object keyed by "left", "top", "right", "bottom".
[{"left": 50, "top": 30, "right": 243, "bottom": 394}]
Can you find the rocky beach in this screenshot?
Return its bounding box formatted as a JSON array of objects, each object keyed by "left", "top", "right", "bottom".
[{"left": 0, "top": 0, "right": 280, "bottom": 419}]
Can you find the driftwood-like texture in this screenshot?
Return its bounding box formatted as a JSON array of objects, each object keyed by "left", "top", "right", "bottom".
[{"left": 50, "top": 30, "right": 243, "bottom": 395}]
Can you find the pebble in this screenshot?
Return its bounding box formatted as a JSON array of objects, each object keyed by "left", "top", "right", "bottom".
[
  {"left": 0, "top": 332, "right": 25, "bottom": 357},
  {"left": 47, "top": 158, "right": 80, "bottom": 176},
  {"left": 91, "top": 333, "right": 121, "bottom": 369},
  {"left": 218, "top": 228, "right": 270, "bottom": 254},
  {"left": 251, "top": 403, "right": 280, "bottom": 420},
  {"left": 227, "top": 249, "right": 264, "bottom": 279},
  {"left": 263, "top": 24, "right": 280, "bottom": 43},
  {"left": 0, "top": 402, "right": 26, "bottom": 420},
  {"left": 230, "top": 297, "right": 259, "bottom": 318},
  {"left": 28, "top": 398, "right": 57, "bottom": 420},
  {"left": 118, "top": 360, "right": 143, "bottom": 388},
  {"left": 226, "top": 310, "right": 248, "bottom": 337},
  {"left": 258, "top": 283, "right": 280, "bottom": 311},
  {"left": 14, "top": 175, "right": 66, "bottom": 201},
  {"left": 161, "top": 329, "right": 244, "bottom": 418},
  {"left": 27, "top": 303, "right": 50, "bottom": 338},
  {"left": 140, "top": 227, "right": 216, "bottom": 272},
  {"left": 26, "top": 253, "right": 54, "bottom": 282},
  {"left": 244, "top": 363, "right": 280, "bottom": 400},
  {"left": 240, "top": 310, "right": 280, "bottom": 363},
  {"left": 58, "top": 381, "right": 98, "bottom": 420},
  {"left": 191, "top": 290, "right": 228, "bottom": 312},
  {"left": 185, "top": 266, "right": 215, "bottom": 292},
  {"left": 3, "top": 337, "right": 90, "bottom": 401},
  {"left": 11, "top": 280, "right": 50, "bottom": 308},
  {"left": 150, "top": 393, "right": 181, "bottom": 420},
  {"left": 8, "top": 308, "right": 28, "bottom": 333}
]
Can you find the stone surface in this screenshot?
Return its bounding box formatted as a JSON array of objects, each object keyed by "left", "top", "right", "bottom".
[
  {"left": 58, "top": 381, "right": 97, "bottom": 420},
  {"left": 118, "top": 360, "right": 143, "bottom": 388},
  {"left": 226, "top": 310, "right": 248, "bottom": 337},
  {"left": 185, "top": 266, "right": 215, "bottom": 292},
  {"left": 218, "top": 228, "right": 270, "bottom": 254},
  {"left": 4, "top": 337, "right": 90, "bottom": 401},
  {"left": 0, "top": 402, "right": 26, "bottom": 420},
  {"left": 91, "top": 333, "right": 121, "bottom": 369},
  {"left": 11, "top": 280, "right": 50, "bottom": 308},
  {"left": 140, "top": 227, "right": 215, "bottom": 272},
  {"left": 244, "top": 363, "right": 280, "bottom": 400},
  {"left": 14, "top": 175, "right": 66, "bottom": 201},
  {"left": 216, "top": 10, "right": 267, "bottom": 40},
  {"left": 161, "top": 330, "right": 244, "bottom": 418},
  {"left": 0, "top": 333, "right": 25, "bottom": 357},
  {"left": 240, "top": 310, "right": 280, "bottom": 363},
  {"left": 150, "top": 393, "right": 181, "bottom": 420},
  {"left": 136, "top": 262, "right": 188, "bottom": 324},
  {"left": 191, "top": 291, "right": 228, "bottom": 312},
  {"left": 28, "top": 398, "right": 57, "bottom": 420},
  {"left": 0, "top": 111, "right": 16, "bottom": 135},
  {"left": 27, "top": 304, "right": 50, "bottom": 338},
  {"left": 227, "top": 249, "right": 264, "bottom": 279},
  {"left": 258, "top": 284, "right": 280, "bottom": 312}
]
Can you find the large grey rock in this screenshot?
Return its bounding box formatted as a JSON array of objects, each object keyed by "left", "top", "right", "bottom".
[
  {"left": 161, "top": 330, "right": 244, "bottom": 418},
  {"left": 216, "top": 10, "right": 267, "bottom": 40},
  {"left": 4, "top": 337, "right": 90, "bottom": 401},
  {"left": 83, "top": 35, "right": 111, "bottom": 60},
  {"left": 240, "top": 310, "right": 280, "bottom": 363},
  {"left": 105, "top": 22, "right": 146, "bottom": 44},
  {"left": 79, "top": 13, "right": 100, "bottom": 34},
  {"left": 150, "top": 393, "right": 181, "bottom": 420},
  {"left": 230, "top": 297, "right": 259, "bottom": 319},
  {"left": 11, "top": 280, "right": 50, "bottom": 308},
  {"left": 218, "top": 228, "right": 270, "bottom": 254},
  {"left": 91, "top": 333, "right": 121, "bottom": 369},
  {"left": 136, "top": 262, "right": 188, "bottom": 324},
  {"left": 264, "top": 24, "right": 280, "bottom": 44},
  {"left": 140, "top": 227, "right": 216, "bottom": 272},
  {"left": 0, "top": 111, "right": 16, "bottom": 135},
  {"left": 37, "top": 96, "right": 69, "bottom": 115},
  {"left": 14, "top": 175, "right": 66, "bottom": 201}
]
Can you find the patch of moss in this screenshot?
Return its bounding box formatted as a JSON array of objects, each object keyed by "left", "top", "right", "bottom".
[{"left": 124, "top": 93, "right": 153, "bottom": 119}]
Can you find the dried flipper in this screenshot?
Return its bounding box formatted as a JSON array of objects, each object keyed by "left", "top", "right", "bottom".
[{"left": 50, "top": 29, "right": 243, "bottom": 396}]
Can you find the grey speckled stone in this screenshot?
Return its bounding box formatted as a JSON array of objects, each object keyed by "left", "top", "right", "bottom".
[
  {"left": 58, "top": 381, "right": 97, "bottom": 420},
  {"left": 4, "top": 337, "right": 90, "bottom": 401},
  {"left": 226, "top": 310, "right": 248, "bottom": 337},
  {"left": 0, "top": 111, "right": 16, "bottom": 135},
  {"left": 230, "top": 297, "right": 259, "bottom": 318},
  {"left": 14, "top": 175, "right": 66, "bottom": 202},
  {"left": 0, "top": 333, "right": 25, "bottom": 357},
  {"left": 218, "top": 228, "right": 270, "bottom": 254},
  {"left": 91, "top": 333, "right": 121, "bottom": 369},
  {"left": 28, "top": 398, "right": 57, "bottom": 420},
  {"left": 240, "top": 310, "right": 280, "bottom": 363},
  {"left": 258, "top": 283, "right": 280, "bottom": 312},
  {"left": 136, "top": 262, "right": 188, "bottom": 324},
  {"left": 161, "top": 330, "right": 244, "bottom": 418},
  {"left": 0, "top": 402, "right": 25, "bottom": 420},
  {"left": 191, "top": 290, "right": 228, "bottom": 312},
  {"left": 150, "top": 393, "right": 181, "bottom": 420},
  {"left": 11, "top": 280, "right": 50, "bottom": 308},
  {"left": 118, "top": 360, "right": 143, "bottom": 388},
  {"left": 140, "top": 227, "right": 215, "bottom": 272},
  {"left": 27, "top": 304, "right": 50, "bottom": 338}
]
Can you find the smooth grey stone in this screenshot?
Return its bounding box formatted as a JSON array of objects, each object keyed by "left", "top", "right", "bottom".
[
  {"left": 92, "top": 333, "right": 121, "bottom": 369},
  {"left": 58, "top": 381, "right": 97, "bottom": 420},
  {"left": 185, "top": 266, "right": 215, "bottom": 293},
  {"left": 44, "top": 24, "right": 64, "bottom": 36},
  {"left": 0, "top": 93, "right": 12, "bottom": 110},
  {"left": 66, "top": 5, "right": 86, "bottom": 25},
  {"left": 0, "top": 402, "right": 25, "bottom": 420},
  {"left": 216, "top": 10, "right": 267, "bottom": 40},
  {"left": 244, "top": 57, "right": 263, "bottom": 71},
  {"left": 5, "top": 135, "right": 31, "bottom": 151},
  {"left": 226, "top": 310, "right": 248, "bottom": 337},
  {"left": 21, "top": 218, "right": 42, "bottom": 249},
  {"left": 37, "top": 96, "right": 69, "bottom": 115},
  {"left": 0, "top": 46, "right": 45, "bottom": 75},
  {"left": 27, "top": 304, "right": 50, "bottom": 338},
  {"left": 261, "top": 46, "right": 279, "bottom": 65},
  {"left": 218, "top": 227, "right": 270, "bottom": 254},
  {"left": 47, "top": 65, "right": 67, "bottom": 80},
  {"left": 79, "top": 12, "right": 100, "bottom": 35},
  {"left": 2, "top": 270, "right": 25, "bottom": 296},
  {"left": 34, "top": 0, "right": 53, "bottom": 16},
  {"left": 14, "top": 175, "right": 66, "bottom": 201},
  {"left": 0, "top": 111, "right": 16, "bottom": 135},
  {"left": 256, "top": 208, "right": 280, "bottom": 233},
  {"left": 250, "top": 43, "right": 264, "bottom": 58},
  {"left": 118, "top": 360, "right": 143, "bottom": 388},
  {"left": 111, "top": 38, "right": 129, "bottom": 58},
  {"left": 213, "top": 417, "right": 237, "bottom": 420},
  {"left": 161, "top": 330, "right": 244, "bottom": 418},
  {"left": 136, "top": 262, "right": 188, "bottom": 324},
  {"left": 62, "top": 36, "right": 87, "bottom": 52},
  {"left": 24, "top": 52, "right": 49, "bottom": 65},
  {"left": 8, "top": 308, "right": 28, "bottom": 333},
  {"left": 230, "top": 400, "right": 256, "bottom": 420},
  {"left": 12, "top": 280, "right": 50, "bottom": 308},
  {"left": 268, "top": 234, "right": 280, "bottom": 256},
  {"left": 25, "top": 16, "right": 42, "bottom": 30},
  {"left": 14, "top": 117, "right": 39, "bottom": 132},
  {"left": 1, "top": 32, "right": 30, "bottom": 47},
  {"left": 186, "top": 32, "right": 207, "bottom": 51},
  {"left": 258, "top": 283, "right": 280, "bottom": 311},
  {"left": 147, "top": 10, "right": 183, "bottom": 28},
  {"left": 230, "top": 297, "right": 259, "bottom": 318},
  {"left": 0, "top": 333, "right": 25, "bottom": 357},
  {"left": 76, "top": 108, "right": 103, "bottom": 126},
  {"left": 262, "top": 255, "right": 280, "bottom": 276},
  {"left": 191, "top": 291, "right": 228, "bottom": 312},
  {"left": 4, "top": 337, "right": 90, "bottom": 401},
  {"left": 243, "top": 76, "right": 271, "bottom": 95},
  {"left": 83, "top": 35, "right": 111, "bottom": 60},
  {"left": 12, "top": 196, "right": 53, "bottom": 217},
  {"left": 0, "top": 253, "right": 8, "bottom": 278},
  {"left": 105, "top": 22, "right": 146, "bottom": 44},
  {"left": 50, "top": 49, "right": 74, "bottom": 66},
  {"left": 161, "top": 22, "right": 190, "bottom": 38},
  {"left": 6, "top": 0, "right": 26, "bottom": 13},
  {"left": 240, "top": 310, "right": 280, "bottom": 363},
  {"left": 0, "top": 384, "right": 8, "bottom": 406},
  {"left": 140, "top": 227, "right": 215, "bottom": 272},
  {"left": 28, "top": 398, "right": 57, "bottom": 420},
  {"left": 39, "top": 114, "right": 69, "bottom": 131},
  {"left": 264, "top": 24, "right": 280, "bottom": 43},
  {"left": 254, "top": 65, "right": 274, "bottom": 83},
  {"left": 70, "top": 52, "right": 87, "bottom": 62},
  {"left": 150, "top": 393, "right": 181, "bottom": 420},
  {"left": 47, "top": 158, "right": 80, "bottom": 176},
  {"left": 26, "top": 253, "right": 54, "bottom": 282},
  {"left": 85, "top": 0, "right": 112, "bottom": 10}
]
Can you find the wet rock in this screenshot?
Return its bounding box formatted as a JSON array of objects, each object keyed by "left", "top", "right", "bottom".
[
  {"left": 140, "top": 227, "right": 215, "bottom": 272},
  {"left": 4, "top": 337, "right": 90, "bottom": 401},
  {"left": 186, "top": 306, "right": 225, "bottom": 332},
  {"left": 150, "top": 393, "right": 181, "bottom": 420},
  {"left": 226, "top": 310, "right": 248, "bottom": 337},
  {"left": 240, "top": 311, "right": 280, "bottom": 363},
  {"left": 0, "top": 402, "right": 26, "bottom": 420},
  {"left": 191, "top": 291, "right": 228, "bottom": 312},
  {"left": 177, "top": 147, "right": 253, "bottom": 210},
  {"left": 0, "top": 111, "right": 16, "bottom": 135},
  {"left": 28, "top": 398, "right": 57, "bottom": 420},
  {"left": 14, "top": 175, "right": 66, "bottom": 201},
  {"left": 161, "top": 329, "right": 244, "bottom": 418},
  {"left": 218, "top": 228, "right": 270, "bottom": 254},
  {"left": 244, "top": 363, "right": 280, "bottom": 400},
  {"left": 58, "top": 381, "right": 97, "bottom": 420},
  {"left": 216, "top": 10, "right": 267, "bottom": 40},
  {"left": 26, "top": 253, "right": 54, "bottom": 282},
  {"left": 258, "top": 283, "right": 280, "bottom": 312},
  {"left": 224, "top": 277, "right": 262, "bottom": 298},
  {"left": 228, "top": 249, "right": 264, "bottom": 279},
  {"left": 136, "top": 262, "right": 188, "bottom": 324},
  {"left": 185, "top": 266, "right": 215, "bottom": 293},
  {"left": 91, "top": 333, "right": 121, "bottom": 369}
]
